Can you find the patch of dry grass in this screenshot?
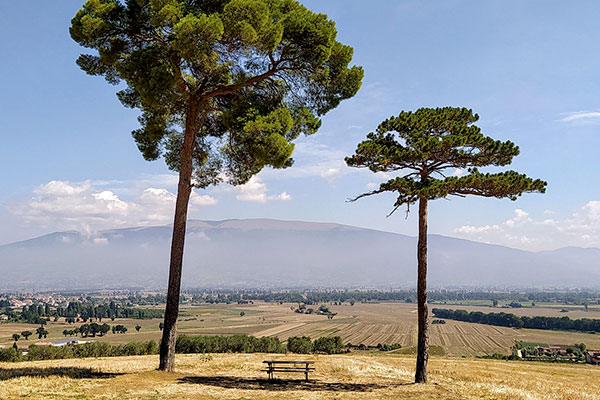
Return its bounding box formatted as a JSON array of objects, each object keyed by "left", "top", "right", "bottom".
[{"left": 0, "top": 353, "right": 599, "bottom": 399}]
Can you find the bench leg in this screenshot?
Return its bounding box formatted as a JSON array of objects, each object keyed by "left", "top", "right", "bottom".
[{"left": 305, "top": 371, "right": 308, "bottom": 381}]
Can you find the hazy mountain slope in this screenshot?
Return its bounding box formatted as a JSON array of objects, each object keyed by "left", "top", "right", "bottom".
[{"left": 0, "top": 219, "right": 598, "bottom": 289}]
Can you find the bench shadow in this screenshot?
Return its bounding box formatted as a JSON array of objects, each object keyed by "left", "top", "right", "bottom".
[
  {"left": 0, "top": 367, "right": 123, "bottom": 381},
  {"left": 179, "top": 376, "right": 400, "bottom": 392}
]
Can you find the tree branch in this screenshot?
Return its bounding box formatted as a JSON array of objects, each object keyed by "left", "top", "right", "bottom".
[
  {"left": 346, "top": 187, "right": 386, "bottom": 203},
  {"left": 203, "top": 67, "right": 279, "bottom": 98},
  {"left": 169, "top": 53, "right": 191, "bottom": 95},
  {"left": 201, "top": 55, "right": 306, "bottom": 99}
]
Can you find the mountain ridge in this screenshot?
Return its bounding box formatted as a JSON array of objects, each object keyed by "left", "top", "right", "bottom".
[
  {"left": 0, "top": 218, "right": 599, "bottom": 289},
  {"left": 4, "top": 218, "right": 595, "bottom": 254}
]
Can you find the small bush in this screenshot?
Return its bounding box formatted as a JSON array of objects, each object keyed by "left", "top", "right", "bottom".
[
  {"left": 313, "top": 336, "right": 344, "bottom": 354},
  {"left": 287, "top": 336, "right": 313, "bottom": 354},
  {"left": 377, "top": 343, "right": 402, "bottom": 351},
  {"left": 0, "top": 348, "right": 22, "bottom": 362}
]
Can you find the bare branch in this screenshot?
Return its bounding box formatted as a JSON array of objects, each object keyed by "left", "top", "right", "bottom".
[
  {"left": 346, "top": 187, "right": 387, "bottom": 203},
  {"left": 384, "top": 203, "right": 402, "bottom": 218}
]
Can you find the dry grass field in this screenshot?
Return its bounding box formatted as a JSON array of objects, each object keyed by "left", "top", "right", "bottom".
[
  {"left": 3, "top": 302, "right": 600, "bottom": 356},
  {"left": 1, "top": 353, "right": 599, "bottom": 400}
]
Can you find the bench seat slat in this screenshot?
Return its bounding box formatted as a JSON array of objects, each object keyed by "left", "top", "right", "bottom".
[
  {"left": 263, "top": 361, "right": 315, "bottom": 364},
  {"left": 261, "top": 369, "right": 315, "bottom": 372},
  {"left": 262, "top": 368, "right": 315, "bottom": 371}
]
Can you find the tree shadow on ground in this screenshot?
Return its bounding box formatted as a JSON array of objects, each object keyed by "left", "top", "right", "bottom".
[
  {"left": 179, "top": 376, "right": 408, "bottom": 392},
  {"left": 0, "top": 367, "right": 123, "bottom": 381}
]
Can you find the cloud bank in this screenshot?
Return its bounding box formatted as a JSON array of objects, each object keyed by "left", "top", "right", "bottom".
[
  {"left": 561, "top": 111, "right": 600, "bottom": 123},
  {"left": 234, "top": 176, "right": 292, "bottom": 203},
  {"left": 14, "top": 180, "right": 217, "bottom": 232},
  {"left": 454, "top": 202, "right": 600, "bottom": 250}
]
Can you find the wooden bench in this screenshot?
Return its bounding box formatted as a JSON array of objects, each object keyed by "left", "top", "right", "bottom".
[{"left": 262, "top": 360, "right": 315, "bottom": 381}]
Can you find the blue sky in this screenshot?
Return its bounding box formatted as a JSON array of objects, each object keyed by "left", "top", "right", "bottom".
[{"left": 1, "top": 1, "right": 599, "bottom": 250}]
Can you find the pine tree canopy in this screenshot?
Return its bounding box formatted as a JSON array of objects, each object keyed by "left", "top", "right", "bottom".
[
  {"left": 346, "top": 107, "right": 547, "bottom": 214},
  {"left": 70, "top": 0, "right": 363, "bottom": 187}
]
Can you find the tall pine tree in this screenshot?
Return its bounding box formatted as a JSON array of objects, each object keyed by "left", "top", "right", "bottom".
[
  {"left": 346, "top": 107, "right": 546, "bottom": 383},
  {"left": 71, "top": 0, "right": 363, "bottom": 371}
]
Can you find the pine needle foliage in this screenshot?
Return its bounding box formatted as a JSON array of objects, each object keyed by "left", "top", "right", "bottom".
[
  {"left": 70, "top": 0, "right": 364, "bottom": 187},
  {"left": 346, "top": 107, "right": 546, "bottom": 215}
]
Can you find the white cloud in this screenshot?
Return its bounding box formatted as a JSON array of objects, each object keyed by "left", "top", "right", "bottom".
[
  {"left": 235, "top": 177, "right": 292, "bottom": 203},
  {"left": 374, "top": 171, "right": 391, "bottom": 180},
  {"left": 277, "top": 192, "right": 292, "bottom": 201},
  {"left": 187, "top": 231, "right": 210, "bottom": 240},
  {"left": 261, "top": 140, "right": 349, "bottom": 181},
  {"left": 454, "top": 203, "right": 600, "bottom": 250},
  {"left": 455, "top": 224, "right": 500, "bottom": 234},
  {"left": 254, "top": 138, "right": 397, "bottom": 187},
  {"left": 561, "top": 111, "right": 600, "bottom": 122},
  {"left": 504, "top": 208, "right": 530, "bottom": 227},
  {"left": 35, "top": 180, "right": 91, "bottom": 196},
  {"left": 191, "top": 192, "right": 218, "bottom": 206},
  {"left": 138, "top": 188, "right": 176, "bottom": 207},
  {"left": 92, "top": 191, "right": 129, "bottom": 212},
  {"left": 14, "top": 179, "right": 217, "bottom": 233},
  {"left": 452, "top": 168, "right": 465, "bottom": 177},
  {"left": 582, "top": 200, "right": 600, "bottom": 219},
  {"left": 320, "top": 167, "right": 341, "bottom": 179}
]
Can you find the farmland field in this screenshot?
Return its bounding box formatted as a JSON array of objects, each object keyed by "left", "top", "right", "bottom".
[
  {"left": 1, "top": 353, "right": 599, "bottom": 400},
  {"left": 2, "top": 302, "right": 600, "bottom": 356}
]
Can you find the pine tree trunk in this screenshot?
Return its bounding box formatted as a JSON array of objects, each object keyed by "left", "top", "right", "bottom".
[
  {"left": 158, "top": 104, "right": 199, "bottom": 372},
  {"left": 415, "top": 195, "right": 429, "bottom": 383}
]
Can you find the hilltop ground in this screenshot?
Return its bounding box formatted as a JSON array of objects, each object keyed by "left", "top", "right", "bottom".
[{"left": 1, "top": 353, "right": 599, "bottom": 399}]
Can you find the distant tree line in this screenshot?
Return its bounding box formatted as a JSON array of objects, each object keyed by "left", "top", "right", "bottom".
[
  {"left": 176, "top": 335, "right": 286, "bottom": 354},
  {"left": 287, "top": 336, "right": 401, "bottom": 354},
  {"left": 432, "top": 308, "right": 600, "bottom": 333},
  {"left": 482, "top": 342, "right": 588, "bottom": 363},
  {"left": 286, "top": 336, "right": 345, "bottom": 354},
  {"left": 291, "top": 303, "right": 337, "bottom": 318},
  {"left": 124, "top": 294, "right": 167, "bottom": 305},
  {"left": 0, "top": 341, "right": 159, "bottom": 362},
  {"left": 21, "top": 323, "right": 132, "bottom": 342},
  {"left": 61, "top": 301, "right": 163, "bottom": 320},
  {"left": 347, "top": 342, "right": 402, "bottom": 351},
  {"left": 286, "top": 336, "right": 403, "bottom": 353},
  {"left": 179, "top": 289, "right": 600, "bottom": 306},
  {"left": 0, "top": 300, "right": 162, "bottom": 325},
  {"left": 69, "top": 323, "right": 111, "bottom": 337},
  {"left": 2, "top": 290, "right": 598, "bottom": 312},
  {"left": 2, "top": 332, "right": 382, "bottom": 363},
  {"left": 175, "top": 334, "right": 348, "bottom": 355}
]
